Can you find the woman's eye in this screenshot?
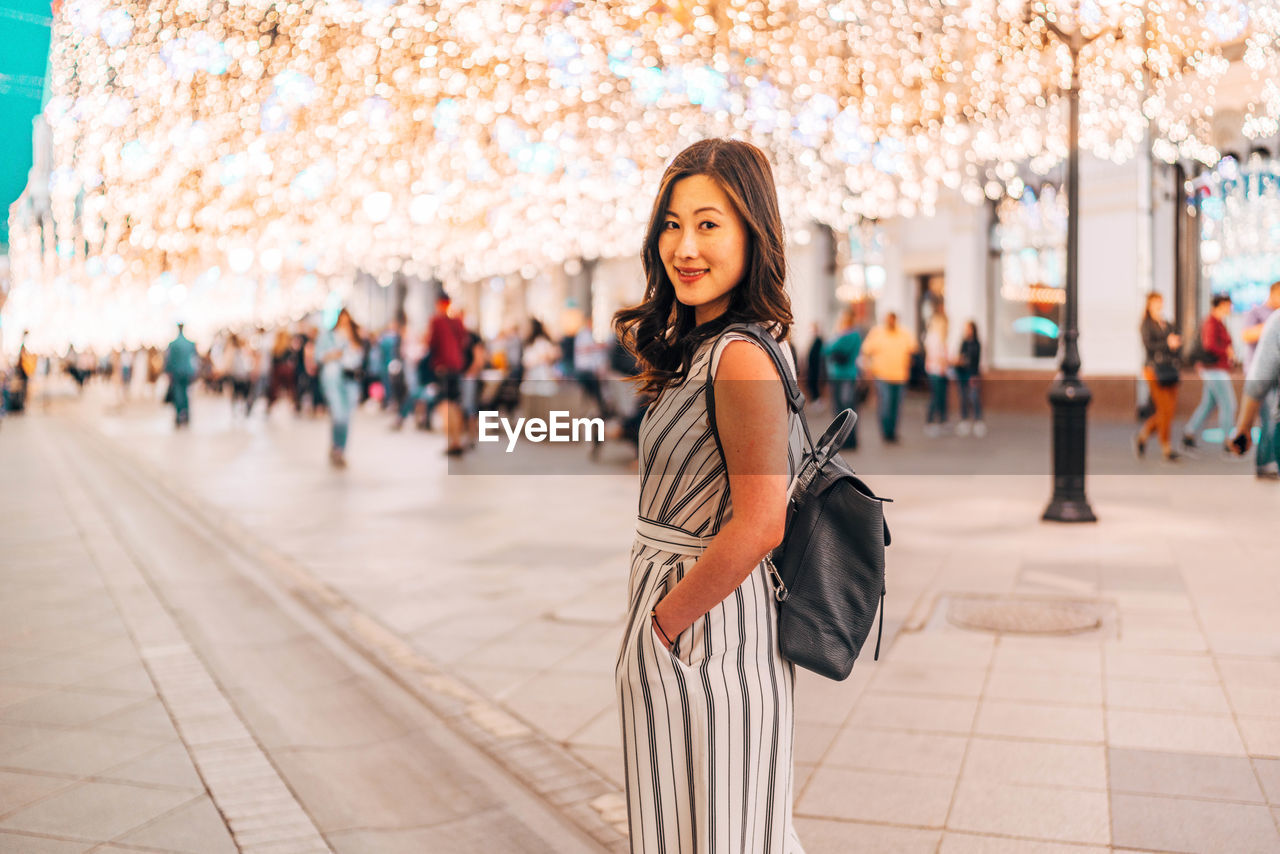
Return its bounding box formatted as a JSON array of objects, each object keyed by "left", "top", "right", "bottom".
[
  {"left": 700, "top": 221, "right": 717, "bottom": 230},
  {"left": 663, "top": 221, "right": 679, "bottom": 230}
]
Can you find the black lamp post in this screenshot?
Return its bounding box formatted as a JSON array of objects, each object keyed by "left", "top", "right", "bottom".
[{"left": 1042, "top": 16, "right": 1099, "bottom": 523}]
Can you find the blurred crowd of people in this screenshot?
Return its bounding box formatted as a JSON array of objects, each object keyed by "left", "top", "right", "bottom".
[
  {"left": 802, "top": 301, "right": 986, "bottom": 449},
  {"left": 1136, "top": 280, "right": 1280, "bottom": 478},
  {"left": 0, "top": 294, "right": 650, "bottom": 466},
  {"left": 133, "top": 292, "right": 649, "bottom": 467},
  {"left": 5, "top": 296, "right": 984, "bottom": 459},
  {"left": 9, "top": 283, "right": 1280, "bottom": 480}
]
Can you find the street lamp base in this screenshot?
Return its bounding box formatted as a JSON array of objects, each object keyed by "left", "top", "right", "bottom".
[
  {"left": 1043, "top": 377, "right": 1096, "bottom": 523},
  {"left": 1042, "top": 496, "right": 1097, "bottom": 523}
]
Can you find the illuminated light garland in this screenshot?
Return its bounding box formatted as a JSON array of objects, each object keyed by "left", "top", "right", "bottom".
[
  {"left": 4, "top": 0, "right": 1276, "bottom": 355},
  {"left": 1194, "top": 152, "right": 1280, "bottom": 307}
]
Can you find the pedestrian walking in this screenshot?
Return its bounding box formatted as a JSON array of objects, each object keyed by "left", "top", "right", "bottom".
[
  {"left": 426, "top": 293, "right": 469, "bottom": 455},
  {"left": 1182, "top": 293, "right": 1236, "bottom": 450},
  {"left": 392, "top": 324, "right": 422, "bottom": 429},
  {"left": 457, "top": 312, "right": 486, "bottom": 444},
  {"left": 612, "top": 138, "right": 807, "bottom": 854},
  {"left": 922, "top": 304, "right": 950, "bottom": 436},
  {"left": 859, "top": 311, "right": 916, "bottom": 443},
  {"left": 222, "top": 334, "right": 253, "bottom": 415},
  {"left": 1135, "top": 292, "right": 1183, "bottom": 462},
  {"left": 267, "top": 329, "right": 296, "bottom": 413},
  {"left": 574, "top": 317, "right": 608, "bottom": 414},
  {"left": 247, "top": 327, "right": 271, "bottom": 415},
  {"left": 520, "top": 318, "right": 559, "bottom": 423},
  {"left": 377, "top": 318, "right": 403, "bottom": 412},
  {"left": 290, "top": 331, "right": 312, "bottom": 414},
  {"left": 164, "top": 322, "right": 197, "bottom": 428},
  {"left": 1228, "top": 308, "right": 1280, "bottom": 481},
  {"left": 145, "top": 346, "right": 163, "bottom": 399},
  {"left": 9, "top": 331, "right": 31, "bottom": 414},
  {"left": 824, "top": 307, "right": 863, "bottom": 449},
  {"left": 954, "top": 320, "right": 985, "bottom": 437},
  {"left": 1240, "top": 280, "right": 1280, "bottom": 478},
  {"left": 805, "top": 321, "right": 825, "bottom": 403},
  {"left": 119, "top": 349, "right": 134, "bottom": 400},
  {"left": 316, "top": 308, "right": 364, "bottom": 468}
]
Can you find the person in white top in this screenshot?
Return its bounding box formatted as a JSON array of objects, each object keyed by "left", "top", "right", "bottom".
[{"left": 923, "top": 305, "right": 950, "bottom": 436}]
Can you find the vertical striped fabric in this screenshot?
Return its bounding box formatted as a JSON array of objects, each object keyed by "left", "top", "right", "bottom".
[{"left": 616, "top": 329, "right": 807, "bottom": 854}]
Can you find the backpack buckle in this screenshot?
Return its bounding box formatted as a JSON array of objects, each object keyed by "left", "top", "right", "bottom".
[{"left": 764, "top": 555, "right": 788, "bottom": 602}]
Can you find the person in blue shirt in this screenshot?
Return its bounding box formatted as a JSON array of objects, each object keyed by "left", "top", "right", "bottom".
[
  {"left": 824, "top": 307, "right": 864, "bottom": 450},
  {"left": 164, "top": 323, "right": 198, "bottom": 428},
  {"left": 377, "top": 317, "right": 403, "bottom": 413},
  {"left": 1230, "top": 308, "right": 1280, "bottom": 481},
  {"left": 316, "top": 308, "right": 364, "bottom": 467},
  {"left": 1240, "top": 281, "right": 1280, "bottom": 478}
]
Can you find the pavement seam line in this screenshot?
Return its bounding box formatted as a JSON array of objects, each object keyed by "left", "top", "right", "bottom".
[
  {"left": 36, "top": 422, "right": 336, "bottom": 854},
  {"left": 67, "top": 409, "right": 628, "bottom": 850},
  {"left": 936, "top": 635, "right": 999, "bottom": 851},
  {"left": 1184, "top": 571, "right": 1280, "bottom": 839}
]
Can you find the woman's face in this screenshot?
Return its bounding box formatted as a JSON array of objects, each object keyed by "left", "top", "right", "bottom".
[
  {"left": 658, "top": 174, "right": 749, "bottom": 326},
  {"left": 1148, "top": 296, "right": 1163, "bottom": 318}
]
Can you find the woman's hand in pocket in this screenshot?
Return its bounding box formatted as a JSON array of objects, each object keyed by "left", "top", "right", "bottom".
[{"left": 650, "top": 607, "right": 676, "bottom": 652}]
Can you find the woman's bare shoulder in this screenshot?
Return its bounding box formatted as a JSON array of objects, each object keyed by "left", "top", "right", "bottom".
[{"left": 715, "top": 337, "right": 781, "bottom": 382}]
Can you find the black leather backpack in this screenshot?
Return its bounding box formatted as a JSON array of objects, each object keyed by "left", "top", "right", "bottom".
[{"left": 707, "top": 324, "right": 891, "bottom": 681}]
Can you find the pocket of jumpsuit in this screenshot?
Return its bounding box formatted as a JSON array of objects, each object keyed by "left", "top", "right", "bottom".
[{"left": 653, "top": 566, "right": 710, "bottom": 671}]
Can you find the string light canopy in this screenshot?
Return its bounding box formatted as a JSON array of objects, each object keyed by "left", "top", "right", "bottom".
[{"left": 5, "top": 0, "right": 1274, "bottom": 354}]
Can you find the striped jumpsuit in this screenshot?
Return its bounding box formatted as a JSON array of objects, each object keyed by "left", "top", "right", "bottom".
[{"left": 616, "top": 329, "right": 807, "bottom": 854}]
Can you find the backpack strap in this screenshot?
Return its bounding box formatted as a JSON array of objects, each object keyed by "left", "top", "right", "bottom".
[{"left": 705, "top": 323, "right": 816, "bottom": 459}]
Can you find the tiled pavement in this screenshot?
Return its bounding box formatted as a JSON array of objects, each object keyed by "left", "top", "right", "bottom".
[
  {"left": 1, "top": 411, "right": 610, "bottom": 853},
  {"left": 0, "top": 421, "right": 242, "bottom": 853},
  {"left": 10, "top": 388, "right": 1280, "bottom": 852}
]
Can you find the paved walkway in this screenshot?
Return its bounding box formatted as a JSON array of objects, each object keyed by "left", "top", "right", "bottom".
[
  {"left": 0, "top": 411, "right": 611, "bottom": 853},
  {"left": 9, "top": 386, "right": 1280, "bottom": 852}
]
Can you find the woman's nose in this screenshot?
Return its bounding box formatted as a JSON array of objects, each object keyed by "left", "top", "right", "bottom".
[{"left": 676, "top": 230, "right": 699, "bottom": 259}]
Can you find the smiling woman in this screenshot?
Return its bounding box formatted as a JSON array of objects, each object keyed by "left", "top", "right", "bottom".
[
  {"left": 613, "top": 139, "right": 806, "bottom": 854},
  {"left": 615, "top": 139, "right": 792, "bottom": 400},
  {"left": 659, "top": 174, "right": 748, "bottom": 326}
]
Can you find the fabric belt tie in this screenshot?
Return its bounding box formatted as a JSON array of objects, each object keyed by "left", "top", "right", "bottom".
[{"left": 634, "top": 518, "right": 711, "bottom": 556}]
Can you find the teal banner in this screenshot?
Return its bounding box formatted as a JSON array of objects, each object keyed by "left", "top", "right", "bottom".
[{"left": 0, "top": 0, "right": 52, "bottom": 249}]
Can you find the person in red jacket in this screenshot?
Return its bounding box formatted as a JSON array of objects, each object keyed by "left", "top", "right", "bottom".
[
  {"left": 426, "top": 292, "right": 468, "bottom": 456},
  {"left": 1183, "top": 293, "right": 1236, "bottom": 450}
]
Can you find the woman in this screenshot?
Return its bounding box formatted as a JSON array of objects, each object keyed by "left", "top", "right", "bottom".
[
  {"left": 267, "top": 329, "right": 296, "bottom": 412},
  {"left": 316, "top": 308, "right": 364, "bottom": 468},
  {"left": 1136, "top": 292, "right": 1182, "bottom": 462},
  {"left": 923, "top": 304, "right": 949, "bottom": 435},
  {"left": 521, "top": 318, "right": 558, "bottom": 395},
  {"left": 520, "top": 318, "right": 559, "bottom": 423},
  {"left": 954, "top": 320, "right": 985, "bottom": 437},
  {"left": 222, "top": 334, "right": 253, "bottom": 416},
  {"left": 613, "top": 138, "right": 805, "bottom": 854}
]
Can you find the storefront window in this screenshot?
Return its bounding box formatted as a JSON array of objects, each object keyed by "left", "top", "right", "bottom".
[
  {"left": 1193, "top": 153, "right": 1280, "bottom": 311},
  {"left": 836, "top": 219, "right": 886, "bottom": 319},
  {"left": 989, "top": 185, "right": 1067, "bottom": 366}
]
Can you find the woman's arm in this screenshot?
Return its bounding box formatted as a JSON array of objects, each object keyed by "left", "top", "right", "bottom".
[{"left": 652, "top": 340, "right": 790, "bottom": 646}]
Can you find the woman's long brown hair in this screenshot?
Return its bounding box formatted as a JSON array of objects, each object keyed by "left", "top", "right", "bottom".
[{"left": 613, "top": 138, "right": 793, "bottom": 398}]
